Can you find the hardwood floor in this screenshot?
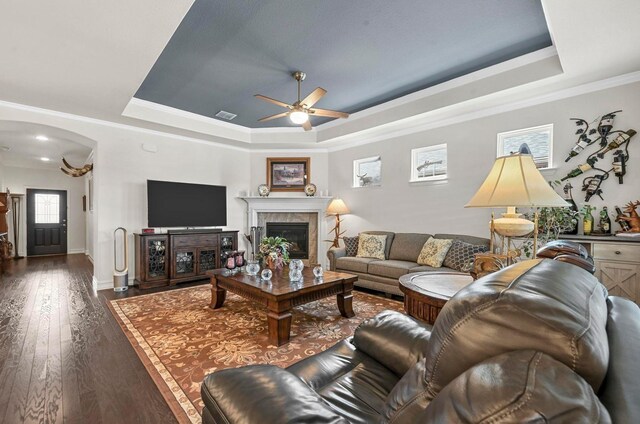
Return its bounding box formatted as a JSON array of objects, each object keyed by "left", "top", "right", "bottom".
[{"left": 0, "top": 254, "right": 207, "bottom": 424}]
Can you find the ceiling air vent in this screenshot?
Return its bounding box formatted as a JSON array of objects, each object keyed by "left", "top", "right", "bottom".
[{"left": 215, "top": 110, "right": 237, "bottom": 121}]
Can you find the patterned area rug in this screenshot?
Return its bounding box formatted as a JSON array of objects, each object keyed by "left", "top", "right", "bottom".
[{"left": 108, "top": 285, "right": 403, "bottom": 424}]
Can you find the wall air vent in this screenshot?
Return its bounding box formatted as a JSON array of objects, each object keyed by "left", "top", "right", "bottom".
[{"left": 215, "top": 110, "right": 237, "bottom": 121}]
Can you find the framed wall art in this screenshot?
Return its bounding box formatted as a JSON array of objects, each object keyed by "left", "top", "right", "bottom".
[
  {"left": 267, "top": 157, "right": 310, "bottom": 192},
  {"left": 410, "top": 144, "right": 448, "bottom": 182},
  {"left": 497, "top": 124, "right": 553, "bottom": 169},
  {"left": 353, "top": 156, "right": 382, "bottom": 188}
]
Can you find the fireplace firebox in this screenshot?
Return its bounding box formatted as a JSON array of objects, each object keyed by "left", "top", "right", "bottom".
[{"left": 266, "top": 222, "right": 309, "bottom": 260}]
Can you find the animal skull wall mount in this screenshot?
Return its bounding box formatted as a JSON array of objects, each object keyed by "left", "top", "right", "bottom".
[{"left": 60, "top": 157, "right": 93, "bottom": 177}]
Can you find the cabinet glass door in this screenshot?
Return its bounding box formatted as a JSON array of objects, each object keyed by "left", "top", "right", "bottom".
[
  {"left": 146, "top": 237, "right": 168, "bottom": 280},
  {"left": 198, "top": 248, "right": 217, "bottom": 274},
  {"left": 173, "top": 248, "right": 196, "bottom": 278}
]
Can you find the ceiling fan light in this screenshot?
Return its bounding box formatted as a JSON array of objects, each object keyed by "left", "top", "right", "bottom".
[{"left": 290, "top": 110, "right": 309, "bottom": 124}]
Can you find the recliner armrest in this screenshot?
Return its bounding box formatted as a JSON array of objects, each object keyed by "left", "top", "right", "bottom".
[
  {"left": 201, "top": 365, "right": 348, "bottom": 424},
  {"left": 353, "top": 310, "right": 432, "bottom": 377},
  {"left": 327, "top": 247, "right": 347, "bottom": 271}
]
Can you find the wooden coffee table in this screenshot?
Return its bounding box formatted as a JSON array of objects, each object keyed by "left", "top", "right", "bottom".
[
  {"left": 399, "top": 272, "right": 474, "bottom": 324},
  {"left": 207, "top": 267, "right": 357, "bottom": 346}
]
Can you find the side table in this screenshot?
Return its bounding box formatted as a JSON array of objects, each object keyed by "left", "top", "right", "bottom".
[{"left": 399, "top": 272, "right": 474, "bottom": 324}]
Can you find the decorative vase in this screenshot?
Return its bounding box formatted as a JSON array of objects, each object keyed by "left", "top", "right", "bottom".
[{"left": 264, "top": 254, "right": 284, "bottom": 271}]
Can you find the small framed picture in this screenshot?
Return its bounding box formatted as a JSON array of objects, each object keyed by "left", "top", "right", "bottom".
[
  {"left": 410, "top": 144, "right": 447, "bottom": 182},
  {"left": 353, "top": 156, "right": 382, "bottom": 188},
  {"left": 497, "top": 124, "right": 553, "bottom": 169},
  {"left": 267, "top": 157, "right": 310, "bottom": 192}
]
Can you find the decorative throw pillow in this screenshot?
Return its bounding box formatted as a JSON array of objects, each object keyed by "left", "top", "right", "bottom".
[
  {"left": 356, "top": 234, "right": 387, "bottom": 260},
  {"left": 343, "top": 236, "right": 359, "bottom": 257},
  {"left": 443, "top": 240, "right": 489, "bottom": 272},
  {"left": 417, "top": 238, "right": 453, "bottom": 267}
]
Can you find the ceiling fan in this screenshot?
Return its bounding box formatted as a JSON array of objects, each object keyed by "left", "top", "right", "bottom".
[{"left": 255, "top": 71, "right": 349, "bottom": 131}]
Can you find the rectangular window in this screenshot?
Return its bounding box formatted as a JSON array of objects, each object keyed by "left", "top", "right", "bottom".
[
  {"left": 497, "top": 124, "right": 553, "bottom": 169},
  {"left": 410, "top": 144, "right": 448, "bottom": 182},
  {"left": 353, "top": 156, "right": 382, "bottom": 188},
  {"left": 35, "top": 193, "right": 60, "bottom": 224}
]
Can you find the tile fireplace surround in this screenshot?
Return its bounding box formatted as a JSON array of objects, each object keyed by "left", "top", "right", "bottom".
[{"left": 240, "top": 196, "right": 333, "bottom": 267}]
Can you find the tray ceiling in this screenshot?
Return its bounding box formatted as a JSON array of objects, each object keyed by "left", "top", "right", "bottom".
[{"left": 134, "top": 0, "right": 552, "bottom": 129}]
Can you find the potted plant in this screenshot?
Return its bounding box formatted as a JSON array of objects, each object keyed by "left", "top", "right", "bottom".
[
  {"left": 257, "top": 236, "right": 291, "bottom": 271},
  {"left": 521, "top": 181, "right": 579, "bottom": 257}
]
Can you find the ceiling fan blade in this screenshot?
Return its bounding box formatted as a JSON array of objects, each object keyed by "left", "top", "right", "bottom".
[
  {"left": 258, "top": 112, "right": 290, "bottom": 122},
  {"left": 300, "top": 87, "right": 327, "bottom": 108},
  {"left": 254, "top": 94, "right": 292, "bottom": 109},
  {"left": 309, "top": 108, "right": 349, "bottom": 119},
  {"left": 302, "top": 120, "right": 313, "bottom": 131}
]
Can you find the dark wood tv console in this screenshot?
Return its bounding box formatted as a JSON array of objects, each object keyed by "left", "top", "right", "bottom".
[{"left": 134, "top": 230, "right": 238, "bottom": 289}]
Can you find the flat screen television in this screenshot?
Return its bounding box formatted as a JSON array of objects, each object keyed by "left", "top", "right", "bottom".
[{"left": 147, "top": 180, "right": 227, "bottom": 228}]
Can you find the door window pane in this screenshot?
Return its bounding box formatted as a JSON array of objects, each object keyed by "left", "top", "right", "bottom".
[{"left": 35, "top": 194, "right": 60, "bottom": 224}]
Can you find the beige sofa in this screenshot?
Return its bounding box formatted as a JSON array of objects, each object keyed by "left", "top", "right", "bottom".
[{"left": 327, "top": 231, "right": 490, "bottom": 296}]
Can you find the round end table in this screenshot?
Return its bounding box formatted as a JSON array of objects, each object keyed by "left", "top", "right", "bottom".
[{"left": 399, "top": 272, "right": 474, "bottom": 324}]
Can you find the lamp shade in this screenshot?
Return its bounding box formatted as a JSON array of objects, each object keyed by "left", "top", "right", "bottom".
[
  {"left": 465, "top": 154, "right": 568, "bottom": 208},
  {"left": 326, "top": 198, "right": 350, "bottom": 215}
]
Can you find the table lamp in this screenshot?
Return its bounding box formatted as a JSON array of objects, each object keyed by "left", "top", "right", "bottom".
[
  {"left": 465, "top": 153, "right": 568, "bottom": 256},
  {"left": 326, "top": 198, "right": 350, "bottom": 248}
]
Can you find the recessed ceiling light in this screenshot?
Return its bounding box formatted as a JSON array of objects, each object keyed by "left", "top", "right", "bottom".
[
  {"left": 40, "top": 157, "right": 50, "bottom": 162},
  {"left": 36, "top": 135, "right": 49, "bottom": 141}
]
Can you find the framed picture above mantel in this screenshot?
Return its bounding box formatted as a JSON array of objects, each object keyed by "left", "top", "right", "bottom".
[{"left": 267, "top": 157, "right": 310, "bottom": 192}]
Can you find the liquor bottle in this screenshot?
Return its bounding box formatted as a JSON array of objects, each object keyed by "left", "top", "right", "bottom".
[
  {"left": 612, "top": 150, "right": 627, "bottom": 184},
  {"left": 615, "top": 206, "right": 632, "bottom": 232},
  {"left": 583, "top": 174, "right": 605, "bottom": 202},
  {"left": 561, "top": 158, "right": 596, "bottom": 181},
  {"left": 597, "top": 111, "right": 620, "bottom": 145},
  {"left": 564, "top": 135, "right": 594, "bottom": 162},
  {"left": 599, "top": 206, "right": 612, "bottom": 234},
  {"left": 562, "top": 183, "right": 579, "bottom": 234},
  {"left": 582, "top": 206, "right": 594, "bottom": 235},
  {"left": 597, "top": 129, "right": 636, "bottom": 158}
]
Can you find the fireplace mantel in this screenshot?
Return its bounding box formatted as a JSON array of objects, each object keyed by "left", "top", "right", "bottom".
[{"left": 239, "top": 196, "right": 333, "bottom": 266}]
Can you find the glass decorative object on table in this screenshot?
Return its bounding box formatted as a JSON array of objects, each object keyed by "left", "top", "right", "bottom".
[
  {"left": 246, "top": 260, "right": 260, "bottom": 276},
  {"left": 290, "top": 259, "right": 304, "bottom": 271},
  {"left": 234, "top": 251, "right": 245, "bottom": 268},
  {"left": 289, "top": 268, "right": 302, "bottom": 282},
  {"left": 225, "top": 251, "right": 237, "bottom": 271},
  {"left": 313, "top": 265, "right": 323, "bottom": 278},
  {"left": 261, "top": 268, "right": 273, "bottom": 281}
]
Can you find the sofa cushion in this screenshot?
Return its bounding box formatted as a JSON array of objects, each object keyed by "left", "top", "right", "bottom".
[
  {"left": 289, "top": 339, "right": 399, "bottom": 424},
  {"left": 434, "top": 233, "right": 489, "bottom": 247},
  {"left": 343, "top": 236, "right": 359, "bottom": 257},
  {"left": 336, "top": 257, "right": 381, "bottom": 273},
  {"left": 416, "top": 237, "right": 453, "bottom": 267},
  {"left": 442, "top": 239, "right": 489, "bottom": 272},
  {"left": 409, "top": 265, "right": 459, "bottom": 273},
  {"left": 356, "top": 233, "right": 387, "bottom": 260},
  {"left": 421, "top": 259, "right": 609, "bottom": 401},
  {"left": 388, "top": 233, "right": 432, "bottom": 262},
  {"left": 361, "top": 231, "right": 395, "bottom": 259},
  {"left": 414, "top": 350, "right": 610, "bottom": 424},
  {"left": 368, "top": 260, "right": 418, "bottom": 279}
]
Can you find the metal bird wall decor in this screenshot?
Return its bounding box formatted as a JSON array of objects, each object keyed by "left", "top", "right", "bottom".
[{"left": 60, "top": 157, "right": 93, "bottom": 177}]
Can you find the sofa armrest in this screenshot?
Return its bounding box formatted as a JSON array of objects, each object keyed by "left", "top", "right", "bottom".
[
  {"left": 327, "top": 247, "right": 347, "bottom": 271},
  {"left": 201, "top": 365, "right": 348, "bottom": 424},
  {"left": 353, "top": 310, "right": 432, "bottom": 377}
]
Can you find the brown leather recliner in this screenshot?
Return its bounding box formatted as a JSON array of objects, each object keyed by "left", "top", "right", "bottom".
[
  {"left": 201, "top": 259, "right": 639, "bottom": 423},
  {"left": 536, "top": 239, "right": 596, "bottom": 274}
]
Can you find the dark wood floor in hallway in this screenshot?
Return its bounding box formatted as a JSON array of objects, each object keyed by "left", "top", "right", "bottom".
[{"left": 0, "top": 254, "right": 183, "bottom": 424}]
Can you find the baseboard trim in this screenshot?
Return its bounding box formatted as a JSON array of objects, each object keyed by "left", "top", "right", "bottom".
[
  {"left": 68, "top": 248, "right": 86, "bottom": 255},
  {"left": 93, "top": 276, "right": 113, "bottom": 292},
  {"left": 85, "top": 252, "right": 94, "bottom": 264}
]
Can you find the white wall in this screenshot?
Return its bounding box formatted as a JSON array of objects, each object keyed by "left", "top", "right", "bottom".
[
  {"left": 328, "top": 81, "right": 640, "bottom": 238},
  {"left": 0, "top": 104, "right": 251, "bottom": 288},
  {"left": 3, "top": 165, "right": 86, "bottom": 256}
]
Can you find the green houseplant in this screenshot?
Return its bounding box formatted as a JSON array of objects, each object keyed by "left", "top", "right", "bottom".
[
  {"left": 521, "top": 180, "right": 579, "bottom": 258},
  {"left": 257, "top": 236, "right": 291, "bottom": 270}
]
